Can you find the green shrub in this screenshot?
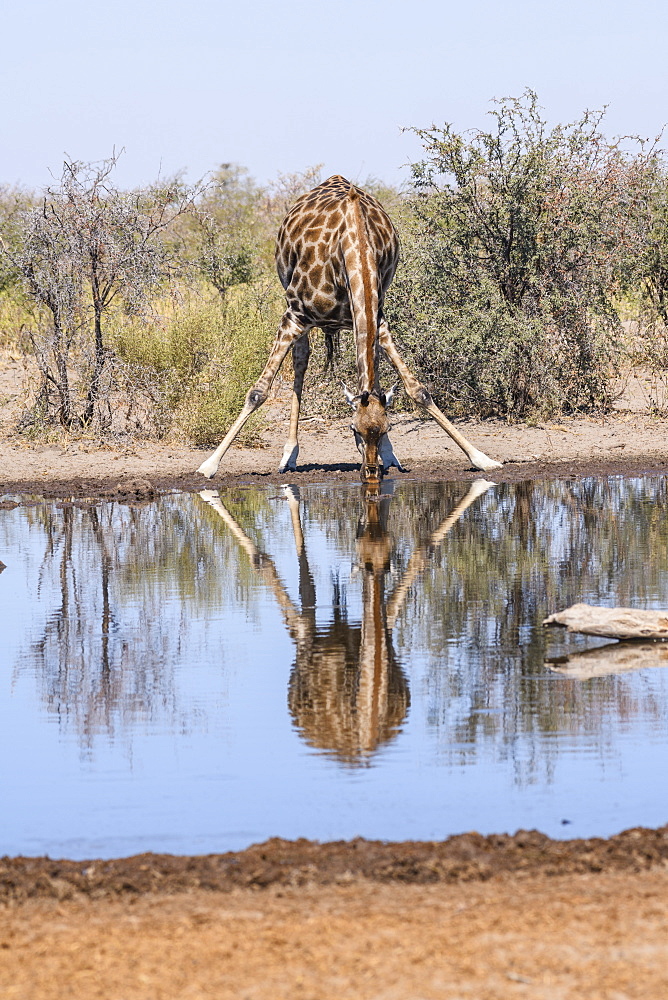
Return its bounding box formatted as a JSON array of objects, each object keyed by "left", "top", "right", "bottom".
[
  {"left": 386, "top": 91, "right": 646, "bottom": 419},
  {"left": 0, "top": 285, "right": 38, "bottom": 353},
  {"left": 111, "top": 283, "right": 282, "bottom": 446}
]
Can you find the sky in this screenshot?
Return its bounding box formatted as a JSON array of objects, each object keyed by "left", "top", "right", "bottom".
[{"left": 2, "top": 0, "right": 668, "bottom": 194}]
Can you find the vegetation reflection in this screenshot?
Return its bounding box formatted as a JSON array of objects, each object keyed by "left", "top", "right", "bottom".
[{"left": 6, "top": 476, "right": 668, "bottom": 771}]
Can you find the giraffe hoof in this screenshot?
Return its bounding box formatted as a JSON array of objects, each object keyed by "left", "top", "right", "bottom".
[
  {"left": 468, "top": 450, "right": 503, "bottom": 473},
  {"left": 278, "top": 443, "right": 299, "bottom": 473},
  {"left": 197, "top": 456, "right": 220, "bottom": 479}
]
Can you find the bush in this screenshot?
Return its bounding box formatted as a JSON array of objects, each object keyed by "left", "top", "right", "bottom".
[
  {"left": 175, "top": 286, "right": 281, "bottom": 445},
  {"left": 111, "top": 283, "right": 282, "bottom": 446},
  {"left": 387, "top": 91, "right": 649, "bottom": 419}
]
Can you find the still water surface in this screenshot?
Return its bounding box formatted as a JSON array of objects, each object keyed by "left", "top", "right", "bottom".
[{"left": 2, "top": 476, "right": 668, "bottom": 859}]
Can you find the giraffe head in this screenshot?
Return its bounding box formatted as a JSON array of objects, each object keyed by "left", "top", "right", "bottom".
[{"left": 344, "top": 386, "right": 396, "bottom": 485}]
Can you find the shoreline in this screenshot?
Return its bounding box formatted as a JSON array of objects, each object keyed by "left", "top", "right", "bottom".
[
  {"left": 1, "top": 409, "right": 668, "bottom": 500},
  {"left": 2, "top": 822, "right": 668, "bottom": 901}
]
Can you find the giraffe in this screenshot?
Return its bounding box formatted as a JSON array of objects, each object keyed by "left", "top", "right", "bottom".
[
  {"left": 199, "top": 478, "right": 493, "bottom": 760},
  {"left": 197, "top": 175, "right": 502, "bottom": 485}
]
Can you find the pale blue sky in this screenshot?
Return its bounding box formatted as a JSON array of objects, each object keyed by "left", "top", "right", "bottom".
[{"left": 2, "top": 0, "right": 667, "bottom": 192}]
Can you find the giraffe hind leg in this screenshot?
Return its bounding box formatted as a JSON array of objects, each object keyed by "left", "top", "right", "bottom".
[
  {"left": 198, "top": 311, "right": 307, "bottom": 479},
  {"left": 378, "top": 432, "right": 405, "bottom": 472},
  {"left": 278, "top": 333, "right": 310, "bottom": 473}
]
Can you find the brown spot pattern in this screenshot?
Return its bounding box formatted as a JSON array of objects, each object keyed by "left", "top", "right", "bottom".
[{"left": 274, "top": 175, "right": 400, "bottom": 427}]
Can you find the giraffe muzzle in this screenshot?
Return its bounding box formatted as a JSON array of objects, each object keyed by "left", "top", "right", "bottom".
[{"left": 361, "top": 463, "right": 383, "bottom": 484}]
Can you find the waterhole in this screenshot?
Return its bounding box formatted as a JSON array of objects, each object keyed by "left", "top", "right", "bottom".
[{"left": 2, "top": 476, "right": 668, "bottom": 859}]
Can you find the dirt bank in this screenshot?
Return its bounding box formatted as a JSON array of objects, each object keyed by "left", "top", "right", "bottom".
[
  {"left": 2, "top": 352, "right": 668, "bottom": 497},
  {"left": 2, "top": 407, "right": 668, "bottom": 500},
  {"left": 2, "top": 829, "right": 668, "bottom": 999},
  {"left": 3, "top": 826, "right": 668, "bottom": 903}
]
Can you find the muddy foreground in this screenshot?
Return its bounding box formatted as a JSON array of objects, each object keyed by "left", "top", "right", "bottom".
[
  {"left": 3, "top": 361, "right": 668, "bottom": 997},
  {"left": 2, "top": 829, "right": 668, "bottom": 998}
]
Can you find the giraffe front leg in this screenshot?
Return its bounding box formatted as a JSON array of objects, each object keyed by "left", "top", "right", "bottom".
[
  {"left": 278, "top": 333, "right": 310, "bottom": 473},
  {"left": 198, "top": 311, "right": 308, "bottom": 479},
  {"left": 378, "top": 320, "right": 502, "bottom": 473}
]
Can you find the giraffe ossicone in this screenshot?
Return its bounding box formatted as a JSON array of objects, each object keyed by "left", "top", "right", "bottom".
[{"left": 197, "top": 175, "right": 502, "bottom": 483}]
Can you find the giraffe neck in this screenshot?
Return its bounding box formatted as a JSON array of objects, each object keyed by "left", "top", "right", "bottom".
[{"left": 349, "top": 188, "right": 377, "bottom": 394}]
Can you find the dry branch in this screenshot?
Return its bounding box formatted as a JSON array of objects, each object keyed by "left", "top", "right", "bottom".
[{"left": 544, "top": 602, "right": 668, "bottom": 639}]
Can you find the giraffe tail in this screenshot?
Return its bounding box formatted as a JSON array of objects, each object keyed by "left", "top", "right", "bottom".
[{"left": 321, "top": 329, "right": 339, "bottom": 372}]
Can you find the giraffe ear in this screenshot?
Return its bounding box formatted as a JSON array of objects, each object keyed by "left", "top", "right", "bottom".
[
  {"left": 384, "top": 384, "right": 397, "bottom": 407},
  {"left": 360, "top": 391, "right": 370, "bottom": 407},
  {"left": 343, "top": 384, "right": 357, "bottom": 408}
]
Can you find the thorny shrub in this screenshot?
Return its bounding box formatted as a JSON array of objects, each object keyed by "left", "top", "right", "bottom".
[
  {"left": 2, "top": 155, "right": 198, "bottom": 435},
  {"left": 386, "top": 91, "right": 654, "bottom": 419}
]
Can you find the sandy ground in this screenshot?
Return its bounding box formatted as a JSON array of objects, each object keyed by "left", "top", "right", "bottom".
[
  {"left": 2, "top": 356, "right": 668, "bottom": 497},
  {"left": 3, "top": 355, "right": 668, "bottom": 997},
  {"left": 2, "top": 872, "right": 667, "bottom": 1000},
  {"left": 2, "top": 830, "right": 668, "bottom": 999}
]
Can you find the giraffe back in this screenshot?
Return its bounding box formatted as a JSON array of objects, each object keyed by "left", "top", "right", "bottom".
[{"left": 275, "top": 175, "right": 400, "bottom": 339}]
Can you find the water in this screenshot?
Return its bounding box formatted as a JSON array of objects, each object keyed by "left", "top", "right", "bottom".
[{"left": 1, "top": 476, "right": 668, "bottom": 859}]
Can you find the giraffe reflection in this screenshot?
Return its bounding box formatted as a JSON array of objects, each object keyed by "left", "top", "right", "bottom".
[{"left": 200, "top": 479, "right": 493, "bottom": 763}]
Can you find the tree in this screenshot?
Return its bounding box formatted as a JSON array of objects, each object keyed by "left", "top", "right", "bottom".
[
  {"left": 634, "top": 157, "right": 668, "bottom": 327},
  {"left": 2, "top": 155, "right": 197, "bottom": 430},
  {"left": 190, "top": 163, "right": 263, "bottom": 300},
  {"left": 388, "top": 91, "right": 650, "bottom": 417},
  {"left": 263, "top": 163, "right": 324, "bottom": 227}
]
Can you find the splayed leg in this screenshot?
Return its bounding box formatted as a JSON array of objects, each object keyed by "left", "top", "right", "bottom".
[
  {"left": 378, "top": 320, "right": 502, "bottom": 473},
  {"left": 198, "top": 311, "right": 308, "bottom": 479},
  {"left": 378, "top": 432, "right": 405, "bottom": 472},
  {"left": 278, "top": 334, "right": 310, "bottom": 473}
]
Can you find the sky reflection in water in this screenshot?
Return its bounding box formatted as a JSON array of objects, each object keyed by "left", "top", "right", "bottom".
[{"left": 1, "top": 476, "right": 668, "bottom": 859}]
